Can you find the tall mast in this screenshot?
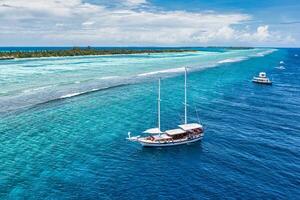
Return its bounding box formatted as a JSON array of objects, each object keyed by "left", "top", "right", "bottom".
[
  {"left": 158, "top": 78, "right": 161, "bottom": 131},
  {"left": 184, "top": 67, "right": 187, "bottom": 124}
]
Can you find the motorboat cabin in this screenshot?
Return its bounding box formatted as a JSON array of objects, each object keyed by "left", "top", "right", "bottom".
[{"left": 252, "top": 72, "right": 272, "bottom": 85}]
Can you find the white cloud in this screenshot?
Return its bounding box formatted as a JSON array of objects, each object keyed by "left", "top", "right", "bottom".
[
  {"left": 254, "top": 25, "right": 270, "bottom": 41},
  {"left": 55, "top": 23, "right": 64, "bottom": 27},
  {"left": 124, "top": 0, "right": 147, "bottom": 6},
  {"left": 82, "top": 21, "right": 95, "bottom": 26},
  {"left": 0, "top": 0, "right": 104, "bottom": 19},
  {"left": 0, "top": 0, "right": 295, "bottom": 46}
]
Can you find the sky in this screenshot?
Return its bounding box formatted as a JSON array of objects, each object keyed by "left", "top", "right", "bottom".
[{"left": 0, "top": 0, "right": 299, "bottom": 47}]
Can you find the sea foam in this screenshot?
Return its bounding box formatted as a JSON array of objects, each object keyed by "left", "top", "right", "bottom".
[
  {"left": 138, "top": 67, "right": 185, "bottom": 77},
  {"left": 217, "top": 57, "right": 247, "bottom": 64},
  {"left": 60, "top": 92, "right": 83, "bottom": 99}
]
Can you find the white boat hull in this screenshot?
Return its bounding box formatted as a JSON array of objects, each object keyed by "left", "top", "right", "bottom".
[
  {"left": 252, "top": 79, "right": 272, "bottom": 85},
  {"left": 138, "top": 135, "right": 203, "bottom": 147}
]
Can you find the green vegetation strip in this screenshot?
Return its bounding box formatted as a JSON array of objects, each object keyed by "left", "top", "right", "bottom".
[{"left": 0, "top": 47, "right": 197, "bottom": 59}]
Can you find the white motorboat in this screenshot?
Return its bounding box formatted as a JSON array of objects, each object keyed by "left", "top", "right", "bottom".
[
  {"left": 252, "top": 72, "right": 272, "bottom": 85},
  {"left": 127, "top": 67, "right": 204, "bottom": 147},
  {"left": 275, "top": 60, "right": 286, "bottom": 70}
]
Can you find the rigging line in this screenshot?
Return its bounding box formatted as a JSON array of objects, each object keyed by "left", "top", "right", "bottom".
[
  {"left": 178, "top": 112, "right": 184, "bottom": 125},
  {"left": 195, "top": 106, "right": 201, "bottom": 124}
]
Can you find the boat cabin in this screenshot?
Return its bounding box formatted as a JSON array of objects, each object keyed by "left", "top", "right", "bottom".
[
  {"left": 146, "top": 134, "right": 172, "bottom": 142},
  {"left": 165, "top": 129, "right": 187, "bottom": 140},
  {"left": 141, "top": 123, "right": 203, "bottom": 143},
  {"left": 165, "top": 123, "right": 203, "bottom": 140},
  {"left": 259, "top": 72, "right": 266, "bottom": 78}
]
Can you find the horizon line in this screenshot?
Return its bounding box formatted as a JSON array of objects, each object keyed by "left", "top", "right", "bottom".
[{"left": 0, "top": 45, "right": 299, "bottom": 48}]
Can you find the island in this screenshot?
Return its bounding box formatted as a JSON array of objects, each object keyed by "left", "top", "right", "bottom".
[{"left": 0, "top": 47, "right": 197, "bottom": 59}]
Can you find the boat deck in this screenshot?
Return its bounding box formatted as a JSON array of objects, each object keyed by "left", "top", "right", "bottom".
[{"left": 138, "top": 133, "right": 203, "bottom": 144}]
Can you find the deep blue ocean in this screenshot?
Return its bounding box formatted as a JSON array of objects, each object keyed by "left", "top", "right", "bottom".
[{"left": 0, "top": 47, "right": 299, "bottom": 199}]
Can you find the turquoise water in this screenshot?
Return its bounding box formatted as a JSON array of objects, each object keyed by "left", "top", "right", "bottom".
[
  {"left": 0, "top": 48, "right": 272, "bottom": 113},
  {"left": 0, "top": 48, "right": 300, "bottom": 199}
]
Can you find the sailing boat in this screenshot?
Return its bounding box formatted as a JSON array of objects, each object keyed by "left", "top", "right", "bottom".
[{"left": 127, "top": 67, "right": 204, "bottom": 147}]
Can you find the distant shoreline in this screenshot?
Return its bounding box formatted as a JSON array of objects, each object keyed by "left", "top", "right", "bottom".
[{"left": 0, "top": 47, "right": 197, "bottom": 59}]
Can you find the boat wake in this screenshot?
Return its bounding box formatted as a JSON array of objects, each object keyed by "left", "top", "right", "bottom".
[{"left": 275, "top": 66, "right": 286, "bottom": 70}]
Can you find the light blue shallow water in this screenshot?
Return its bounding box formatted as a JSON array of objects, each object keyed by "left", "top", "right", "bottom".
[
  {"left": 0, "top": 48, "right": 300, "bottom": 199},
  {"left": 0, "top": 48, "right": 273, "bottom": 113}
]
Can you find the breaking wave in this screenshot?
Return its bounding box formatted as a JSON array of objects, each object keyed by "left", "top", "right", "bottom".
[
  {"left": 60, "top": 92, "right": 83, "bottom": 99},
  {"left": 253, "top": 49, "right": 277, "bottom": 57},
  {"left": 22, "top": 85, "right": 54, "bottom": 94},
  {"left": 218, "top": 57, "right": 247, "bottom": 64},
  {"left": 97, "top": 76, "right": 120, "bottom": 80},
  {"left": 138, "top": 67, "right": 185, "bottom": 77}
]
